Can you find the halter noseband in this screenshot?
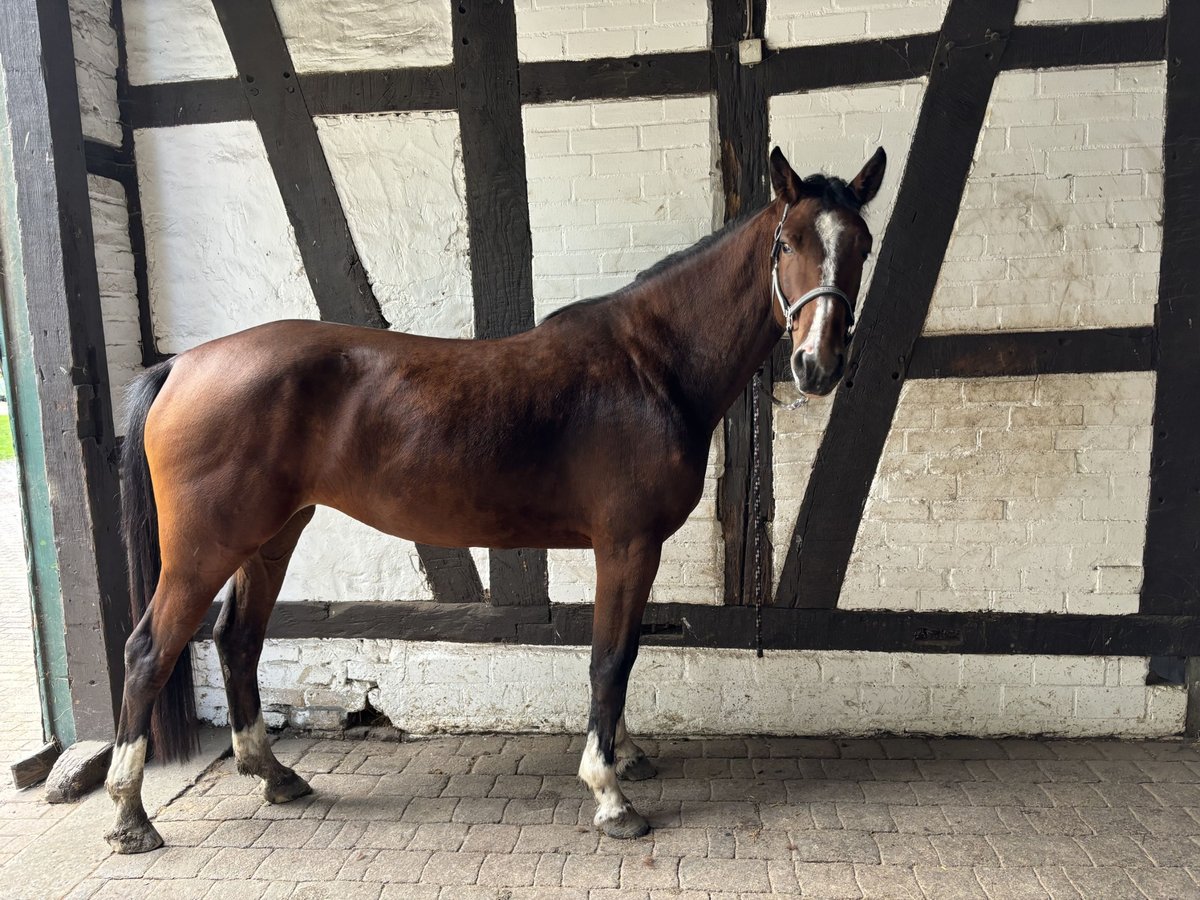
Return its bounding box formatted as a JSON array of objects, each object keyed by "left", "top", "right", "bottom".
[{"left": 770, "top": 203, "right": 856, "bottom": 337}]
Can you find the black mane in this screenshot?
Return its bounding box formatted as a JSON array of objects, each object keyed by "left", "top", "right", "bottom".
[{"left": 540, "top": 172, "right": 858, "bottom": 323}]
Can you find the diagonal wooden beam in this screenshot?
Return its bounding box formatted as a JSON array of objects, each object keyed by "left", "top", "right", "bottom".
[
  {"left": 1141, "top": 0, "right": 1200, "bottom": 616},
  {"left": 452, "top": 0, "right": 548, "bottom": 608},
  {"left": 775, "top": 0, "right": 1021, "bottom": 609},
  {"left": 210, "top": 0, "right": 483, "bottom": 604},
  {"left": 713, "top": 0, "right": 773, "bottom": 607}
]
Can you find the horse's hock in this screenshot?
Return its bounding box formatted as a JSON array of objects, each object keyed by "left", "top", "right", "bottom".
[{"left": 2, "top": 0, "right": 1195, "bottom": 830}]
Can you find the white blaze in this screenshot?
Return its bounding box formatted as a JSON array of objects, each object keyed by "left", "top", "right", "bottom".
[{"left": 800, "top": 210, "right": 845, "bottom": 352}]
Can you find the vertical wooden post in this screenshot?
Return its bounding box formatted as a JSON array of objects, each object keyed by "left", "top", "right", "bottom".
[{"left": 0, "top": 0, "right": 132, "bottom": 742}]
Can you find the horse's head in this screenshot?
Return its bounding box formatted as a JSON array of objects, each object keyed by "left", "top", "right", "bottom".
[{"left": 767, "top": 146, "right": 886, "bottom": 397}]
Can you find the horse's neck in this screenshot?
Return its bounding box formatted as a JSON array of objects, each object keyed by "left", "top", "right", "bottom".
[{"left": 622, "top": 211, "right": 779, "bottom": 429}]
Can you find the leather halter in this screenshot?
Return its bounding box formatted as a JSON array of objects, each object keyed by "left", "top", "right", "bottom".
[{"left": 770, "top": 203, "right": 856, "bottom": 338}]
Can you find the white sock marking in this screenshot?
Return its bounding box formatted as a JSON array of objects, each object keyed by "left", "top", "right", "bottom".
[
  {"left": 232, "top": 712, "right": 272, "bottom": 767},
  {"left": 579, "top": 729, "right": 630, "bottom": 824},
  {"left": 106, "top": 736, "right": 147, "bottom": 797}
]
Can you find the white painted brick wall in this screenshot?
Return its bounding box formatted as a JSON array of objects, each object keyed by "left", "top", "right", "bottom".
[
  {"left": 272, "top": 0, "right": 452, "bottom": 72},
  {"left": 70, "top": 0, "right": 122, "bottom": 147},
  {"left": 523, "top": 94, "right": 723, "bottom": 605},
  {"left": 515, "top": 0, "right": 709, "bottom": 63},
  {"left": 765, "top": 0, "right": 949, "bottom": 49},
  {"left": 925, "top": 64, "right": 1166, "bottom": 333},
  {"left": 769, "top": 79, "right": 926, "bottom": 330},
  {"left": 523, "top": 95, "right": 720, "bottom": 321},
  {"left": 88, "top": 176, "right": 142, "bottom": 438},
  {"left": 123, "top": 0, "right": 236, "bottom": 85},
  {"left": 193, "top": 639, "right": 1184, "bottom": 738},
  {"left": 840, "top": 373, "right": 1153, "bottom": 615},
  {"left": 135, "top": 122, "right": 320, "bottom": 351},
  {"left": 1015, "top": 0, "right": 1164, "bottom": 24},
  {"left": 315, "top": 112, "right": 473, "bottom": 339}
]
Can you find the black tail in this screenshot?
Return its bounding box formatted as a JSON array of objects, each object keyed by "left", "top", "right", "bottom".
[{"left": 121, "top": 358, "right": 198, "bottom": 762}]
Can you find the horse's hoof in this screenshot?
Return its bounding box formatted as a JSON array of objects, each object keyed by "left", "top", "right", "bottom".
[
  {"left": 598, "top": 807, "right": 650, "bottom": 840},
  {"left": 262, "top": 770, "right": 312, "bottom": 804},
  {"left": 105, "top": 820, "right": 164, "bottom": 854},
  {"left": 617, "top": 755, "right": 657, "bottom": 782}
]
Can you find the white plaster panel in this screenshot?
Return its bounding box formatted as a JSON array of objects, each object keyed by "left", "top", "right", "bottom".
[
  {"left": 88, "top": 176, "right": 141, "bottom": 437},
  {"left": 926, "top": 64, "right": 1166, "bottom": 334},
  {"left": 769, "top": 79, "right": 926, "bottom": 575},
  {"left": 280, "top": 507, "right": 433, "bottom": 603},
  {"left": 70, "top": 0, "right": 122, "bottom": 147},
  {"left": 314, "top": 112, "right": 473, "bottom": 339},
  {"left": 1016, "top": 0, "right": 1164, "bottom": 24},
  {"left": 523, "top": 95, "right": 720, "bottom": 322},
  {"left": 123, "top": 0, "right": 237, "bottom": 85},
  {"left": 765, "top": 0, "right": 950, "bottom": 49},
  {"left": 515, "top": 0, "right": 710, "bottom": 62},
  {"left": 193, "top": 639, "right": 1184, "bottom": 738},
  {"left": 135, "top": 122, "right": 320, "bottom": 352},
  {"left": 271, "top": 0, "right": 452, "bottom": 73},
  {"left": 840, "top": 373, "right": 1154, "bottom": 615},
  {"left": 548, "top": 431, "right": 725, "bottom": 606}
]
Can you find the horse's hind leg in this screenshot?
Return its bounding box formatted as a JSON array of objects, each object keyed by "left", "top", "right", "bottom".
[
  {"left": 106, "top": 562, "right": 241, "bottom": 853},
  {"left": 213, "top": 507, "right": 315, "bottom": 803},
  {"left": 579, "top": 538, "right": 661, "bottom": 839},
  {"left": 615, "top": 714, "right": 656, "bottom": 781}
]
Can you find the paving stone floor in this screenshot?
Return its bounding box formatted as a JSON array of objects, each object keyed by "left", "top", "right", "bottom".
[{"left": 25, "top": 731, "right": 1200, "bottom": 899}]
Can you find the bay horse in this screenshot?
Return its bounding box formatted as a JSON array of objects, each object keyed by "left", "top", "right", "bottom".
[{"left": 105, "top": 147, "right": 886, "bottom": 853}]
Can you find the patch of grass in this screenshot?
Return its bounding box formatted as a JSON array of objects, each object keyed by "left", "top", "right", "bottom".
[{"left": 0, "top": 415, "right": 13, "bottom": 462}]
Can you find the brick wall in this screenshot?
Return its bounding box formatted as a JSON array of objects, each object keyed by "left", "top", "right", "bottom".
[
  {"left": 193, "top": 639, "right": 1184, "bottom": 739},
  {"left": 88, "top": 176, "right": 141, "bottom": 436},
  {"left": 1015, "top": 0, "right": 1164, "bottom": 24},
  {"left": 515, "top": 0, "right": 709, "bottom": 62},
  {"left": 70, "top": 0, "right": 121, "bottom": 147},
  {"left": 272, "top": 0, "right": 452, "bottom": 72},
  {"left": 765, "top": 0, "right": 950, "bottom": 48},
  {"left": 925, "top": 64, "right": 1166, "bottom": 333},
  {"left": 123, "top": 0, "right": 236, "bottom": 84},
  {"left": 841, "top": 373, "right": 1153, "bottom": 615},
  {"left": 523, "top": 95, "right": 719, "bottom": 322}
]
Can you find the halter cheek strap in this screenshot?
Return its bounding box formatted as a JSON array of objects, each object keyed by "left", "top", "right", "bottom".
[{"left": 770, "top": 203, "right": 857, "bottom": 337}]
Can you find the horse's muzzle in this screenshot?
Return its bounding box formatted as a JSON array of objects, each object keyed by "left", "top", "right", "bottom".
[{"left": 791, "top": 348, "right": 845, "bottom": 397}]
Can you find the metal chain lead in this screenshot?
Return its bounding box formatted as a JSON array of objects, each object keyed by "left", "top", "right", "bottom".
[{"left": 752, "top": 369, "right": 765, "bottom": 658}]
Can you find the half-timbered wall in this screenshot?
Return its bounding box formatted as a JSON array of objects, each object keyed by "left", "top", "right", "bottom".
[{"left": 58, "top": 0, "right": 1199, "bottom": 738}]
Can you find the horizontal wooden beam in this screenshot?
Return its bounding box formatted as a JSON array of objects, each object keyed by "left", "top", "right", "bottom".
[
  {"left": 126, "top": 17, "right": 1168, "bottom": 131},
  {"left": 82, "top": 138, "right": 132, "bottom": 182},
  {"left": 1003, "top": 17, "right": 1166, "bottom": 71},
  {"left": 195, "top": 598, "right": 1200, "bottom": 656},
  {"left": 520, "top": 51, "right": 712, "bottom": 104},
  {"left": 906, "top": 326, "right": 1157, "bottom": 379},
  {"left": 126, "top": 77, "right": 248, "bottom": 128}
]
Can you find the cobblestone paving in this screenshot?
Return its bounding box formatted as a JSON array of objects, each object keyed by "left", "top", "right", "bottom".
[
  {"left": 0, "top": 460, "right": 44, "bottom": 776},
  {"left": 48, "top": 732, "right": 1200, "bottom": 899}
]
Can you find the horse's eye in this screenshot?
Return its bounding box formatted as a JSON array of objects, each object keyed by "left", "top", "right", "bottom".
[{"left": 781, "top": 243, "right": 794, "bottom": 255}]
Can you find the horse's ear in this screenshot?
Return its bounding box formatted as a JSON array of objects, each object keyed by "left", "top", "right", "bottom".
[
  {"left": 770, "top": 146, "right": 801, "bottom": 203},
  {"left": 850, "top": 147, "right": 887, "bottom": 207}
]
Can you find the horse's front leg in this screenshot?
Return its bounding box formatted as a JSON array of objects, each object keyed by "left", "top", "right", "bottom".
[{"left": 579, "top": 538, "right": 661, "bottom": 839}]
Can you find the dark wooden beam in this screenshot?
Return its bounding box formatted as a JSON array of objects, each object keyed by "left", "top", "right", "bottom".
[
  {"left": 775, "top": 0, "right": 1021, "bottom": 610},
  {"left": 714, "top": 0, "right": 772, "bottom": 608},
  {"left": 765, "top": 33, "right": 938, "bottom": 96},
  {"left": 301, "top": 66, "right": 456, "bottom": 116},
  {"left": 195, "top": 597, "right": 1200, "bottom": 657},
  {"left": 125, "top": 77, "right": 248, "bottom": 129},
  {"left": 0, "top": 0, "right": 134, "bottom": 741},
  {"left": 899, "top": 326, "right": 1155, "bottom": 380},
  {"left": 452, "top": 1, "right": 549, "bottom": 609},
  {"left": 82, "top": 138, "right": 130, "bottom": 181},
  {"left": 1003, "top": 17, "right": 1166, "bottom": 71},
  {"left": 210, "top": 0, "right": 484, "bottom": 603},
  {"left": 1141, "top": 0, "right": 1200, "bottom": 616},
  {"left": 520, "top": 51, "right": 712, "bottom": 104}
]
